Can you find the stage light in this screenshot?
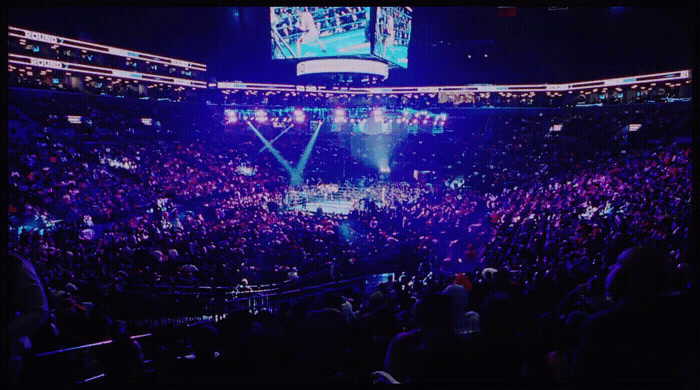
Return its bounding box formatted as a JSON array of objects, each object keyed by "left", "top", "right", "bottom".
[
  {"left": 255, "top": 109, "right": 268, "bottom": 122},
  {"left": 293, "top": 108, "right": 305, "bottom": 124},
  {"left": 373, "top": 108, "right": 383, "bottom": 122},
  {"left": 333, "top": 107, "right": 347, "bottom": 123},
  {"left": 225, "top": 110, "right": 238, "bottom": 123}
]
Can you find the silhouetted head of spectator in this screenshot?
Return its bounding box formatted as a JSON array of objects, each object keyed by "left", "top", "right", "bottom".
[
  {"left": 322, "top": 291, "right": 344, "bottom": 311},
  {"left": 674, "top": 262, "right": 692, "bottom": 292},
  {"left": 102, "top": 333, "right": 146, "bottom": 383},
  {"left": 369, "top": 305, "right": 398, "bottom": 342},
  {"left": 254, "top": 309, "right": 282, "bottom": 329},
  {"left": 480, "top": 293, "right": 517, "bottom": 337},
  {"left": 413, "top": 293, "right": 454, "bottom": 333},
  {"left": 587, "top": 274, "right": 605, "bottom": 297},
  {"left": 454, "top": 273, "right": 472, "bottom": 291},
  {"left": 301, "top": 308, "right": 350, "bottom": 377},
  {"left": 189, "top": 324, "right": 218, "bottom": 361},
  {"left": 606, "top": 246, "right": 673, "bottom": 303},
  {"left": 219, "top": 308, "right": 257, "bottom": 334},
  {"left": 378, "top": 282, "right": 390, "bottom": 296}
]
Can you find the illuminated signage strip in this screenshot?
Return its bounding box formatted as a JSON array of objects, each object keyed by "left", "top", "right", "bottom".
[
  {"left": 212, "top": 69, "right": 690, "bottom": 95},
  {"left": 570, "top": 70, "right": 691, "bottom": 88},
  {"left": 217, "top": 83, "right": 367, "bottom": 95},
  {"left": 212, "top": 70, "right": 691, "bottom": 94},
  {"left": 297, "top": 59, "right": 389, "bottom": 79},
  {"left": 212, "top": 69, "right": 689, "bottom": 95},
  {"left": 8, "top": 53, "right": 207, "bottom": 88},
  {"left": 9, "top": 26, "right": 207, "bottom": 71},
  {"left": 217, "top": 82, "right": 297, "bottom": 91},
  {"left": 570, "top": 80, "right": 606, "bottom": 88}
]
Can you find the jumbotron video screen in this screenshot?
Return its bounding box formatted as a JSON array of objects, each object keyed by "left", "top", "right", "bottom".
[
  {"left": 270, "top": 7, "right": 372, "bottom": 60},
  {"left": 373, "top": 7, "right": 412, "bottom": 68}
]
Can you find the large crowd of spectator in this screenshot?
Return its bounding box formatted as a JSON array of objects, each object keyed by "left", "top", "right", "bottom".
[{"left": 8, "top": 87, "right": 695, "bottom": 384}]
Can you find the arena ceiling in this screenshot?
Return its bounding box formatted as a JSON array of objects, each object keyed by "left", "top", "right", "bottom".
[{"left": 8, "top": 5, "right": 695, "bottom": 86}]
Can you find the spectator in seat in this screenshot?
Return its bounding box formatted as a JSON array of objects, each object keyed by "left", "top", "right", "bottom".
[
  {"left": 443, "top": 273, "right": 471, "bottom": 334},
  {"left": 384, "top": 293, "right": 469, "bottom": 383},
  {"left": 571, "top": 246, "right": 697, "bottom": 384},
  {"left": 6, "top": 253, "right": 50, "bottom": 384},
  {"left": 101, "top": 329, "right": 147, "bottom": 383}
]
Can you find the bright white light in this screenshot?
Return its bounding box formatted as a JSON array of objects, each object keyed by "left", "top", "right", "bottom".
[
  {"left": 373, "top": 108, "right": 383, "bottom": 122},
  {"left": 225, "top": 110, "right": 238, "bottom": 124},
  {"left": 293, "top": 108, "right": 305, "bottom": 123},
  {"left": 255, "top": 109, "right": 268, "bottom": 122}
]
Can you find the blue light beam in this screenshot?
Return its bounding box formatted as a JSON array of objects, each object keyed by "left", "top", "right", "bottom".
[
  {"left": 259, "top": 124, "right": 294, "bottom": 154},
  {"left": 246, "top": 121, "right": 295, "bottom": 174},
  {"left": 290, "top": 120, "right": 323, "bottom": 186}
]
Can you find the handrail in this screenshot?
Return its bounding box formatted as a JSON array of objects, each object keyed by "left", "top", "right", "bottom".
[
  {"left": 33, "top": 333, "right": 152, "bottom": 357},
  {"left": 31, "top": 271, "right": 388, "bottom": 360},
  {"left": 226, "top": 273, "right": 369, "bottom": 305}
]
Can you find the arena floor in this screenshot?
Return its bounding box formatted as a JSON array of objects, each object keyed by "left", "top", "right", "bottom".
[{"left": 287, "top": 199, "right": 356, "bottom": 215}]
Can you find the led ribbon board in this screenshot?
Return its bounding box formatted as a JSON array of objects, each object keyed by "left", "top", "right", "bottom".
[
  {"left": 297, "top": 58, "right": 389, "bottom": 79},
  {"left": 8, "top": 53, "right": 207, "bottom": 88}
]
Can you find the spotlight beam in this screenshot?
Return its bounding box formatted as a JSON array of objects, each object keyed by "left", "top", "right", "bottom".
[
  {"left": 291, "top": 120, "right": 323, "bottom": 186},
  {"left": 259, "top": 124, "right": 294, "bottom": 154},
  {"left": 246, "top": 121, "right": 295, "bottom": 174}
]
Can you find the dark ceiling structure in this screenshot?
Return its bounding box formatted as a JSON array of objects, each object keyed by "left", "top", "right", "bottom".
[{"left": 8, "top": 6, "right": 695, "bottom": 86}]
